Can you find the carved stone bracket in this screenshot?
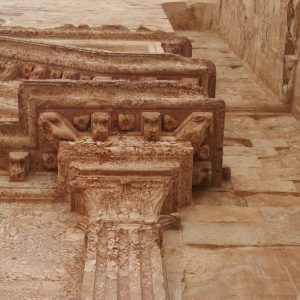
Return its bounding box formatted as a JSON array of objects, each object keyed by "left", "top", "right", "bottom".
[
  {"left": 38, "top": 112, "right": 80, "bottom": 149},
  {"left": 9, "top": 151, "right": 29, "bottom": 182},
  {"left": 175, "top": 112, "right": 212, "bottom": 153},
  {"left": 0, "top": 80, "right": 224, "bottom": 185}
]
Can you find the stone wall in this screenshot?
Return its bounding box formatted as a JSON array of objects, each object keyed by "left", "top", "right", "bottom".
[
  {"left": 292, "top": 1, "right": 300, "bottom": 117},
  {"left": 162, "top": 0, "right": 220, "bottom": 31},
  {"left": 218, "top": 0, "right": 299, "bottom": 104}
]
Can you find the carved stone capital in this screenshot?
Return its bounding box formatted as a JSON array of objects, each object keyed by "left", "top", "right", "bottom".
[{"left": 57, "top": 138, "right": 192, "bottom": 299}]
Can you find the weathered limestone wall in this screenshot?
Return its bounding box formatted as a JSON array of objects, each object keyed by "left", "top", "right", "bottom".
[
  {"left": 218, "top": 0, "right": 299, "bottom": 105},
  {"left": 292, "top": 1, "right": 300, "bottom": 117},
  {"left": 162, "top": 0, "right": 220, "bottom": 31}
]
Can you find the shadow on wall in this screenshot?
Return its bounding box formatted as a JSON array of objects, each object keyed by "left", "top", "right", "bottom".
[{"left": 162, "top": 1, "right": 220, "bottom": 31}]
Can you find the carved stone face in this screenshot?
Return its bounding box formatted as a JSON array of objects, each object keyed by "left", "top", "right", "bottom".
[
  {"left": 197, "top": 144, "right": 210, "bottom": 160},
  {"left": 118, "top": 114, "right": 135, "bottom": 131},
  {"left": 9, "top": 159, "right": 25, "bottom": 181},
  {"left": 142, "top": 112, "right": 161, "bottom": 141},
  {"left": 91, "top": 112, "right": 110, "bottom": 141}
]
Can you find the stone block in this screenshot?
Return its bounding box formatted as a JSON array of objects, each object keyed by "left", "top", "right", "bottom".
[
  {"left": 182, "top": 222, "right": 259, "bottom": 246},
  {"left": 232, "top": 178, "right": 298, "bottom": 194}
]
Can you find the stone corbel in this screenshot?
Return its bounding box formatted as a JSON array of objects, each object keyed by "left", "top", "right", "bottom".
[
  {"left": 9, "top": 151, "right": 29, "bottom": 182},
  {"left": 38, "top": 112, "right": 80, "bottom": 149},
  {"left": 175, "top": 112, "right": 212, "bottom": 153}
]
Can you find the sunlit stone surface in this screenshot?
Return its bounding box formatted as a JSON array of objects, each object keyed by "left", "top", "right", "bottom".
[{"left": 0, "top": 0, "right": 300, "bottom": 299}]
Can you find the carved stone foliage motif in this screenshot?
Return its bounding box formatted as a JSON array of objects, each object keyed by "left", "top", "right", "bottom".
[
  {"left": 73, "top": 114, "right": 90, "bottom": 131},
  {"left": 73, "top": 177, "right": 172, "bottom": 222},
  {"left": 158, "top": 213, "right": 181, "bottom": 231},
  {"left": 0, "top": 61, "right": 20, "bottom": 81},
  {"left": 118, "top": 113, "right": 135, "bottom": 131},
  {"left": 30, "top": 66, "right": 50, "bottom": 79}
]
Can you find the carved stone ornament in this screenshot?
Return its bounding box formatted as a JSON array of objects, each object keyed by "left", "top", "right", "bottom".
[
  {"left": 91, "top": 112, "right": 111, "bottom": 141},
  {"left": 73, "top": 114, "right": 91, "bottom": 131},
  {"left": 118, "top": 113, "right": 136, "bottom": 131},
  {"left": 9, "top": 151, "right": 29, "bottom": 182},
  {"left": 38, "top": 112, "right": 79, "bottom": 149},
  {"left": 163, "top": 114, "right": 180, "bottom": 131},
  {"left": 42, "top": 152, "right": 58, "bottom": 170},
  {"left": 142, "top": 112, "right": 161, "bottom": 141}
]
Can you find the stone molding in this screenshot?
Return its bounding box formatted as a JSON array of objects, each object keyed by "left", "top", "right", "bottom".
[
  {"left": 0, "top": 80, "right": 224, "bottom": 185},
  {"left": 0, "top": 24, "right": 193, "bottom": 57}
]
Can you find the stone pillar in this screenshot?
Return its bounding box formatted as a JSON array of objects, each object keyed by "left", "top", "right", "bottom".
[
  {"left": 70, "top": 179, "right": 171, "bottom": 300},
  {"left": 56, "top": 132, "right": 195, "bottom": 299}
]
